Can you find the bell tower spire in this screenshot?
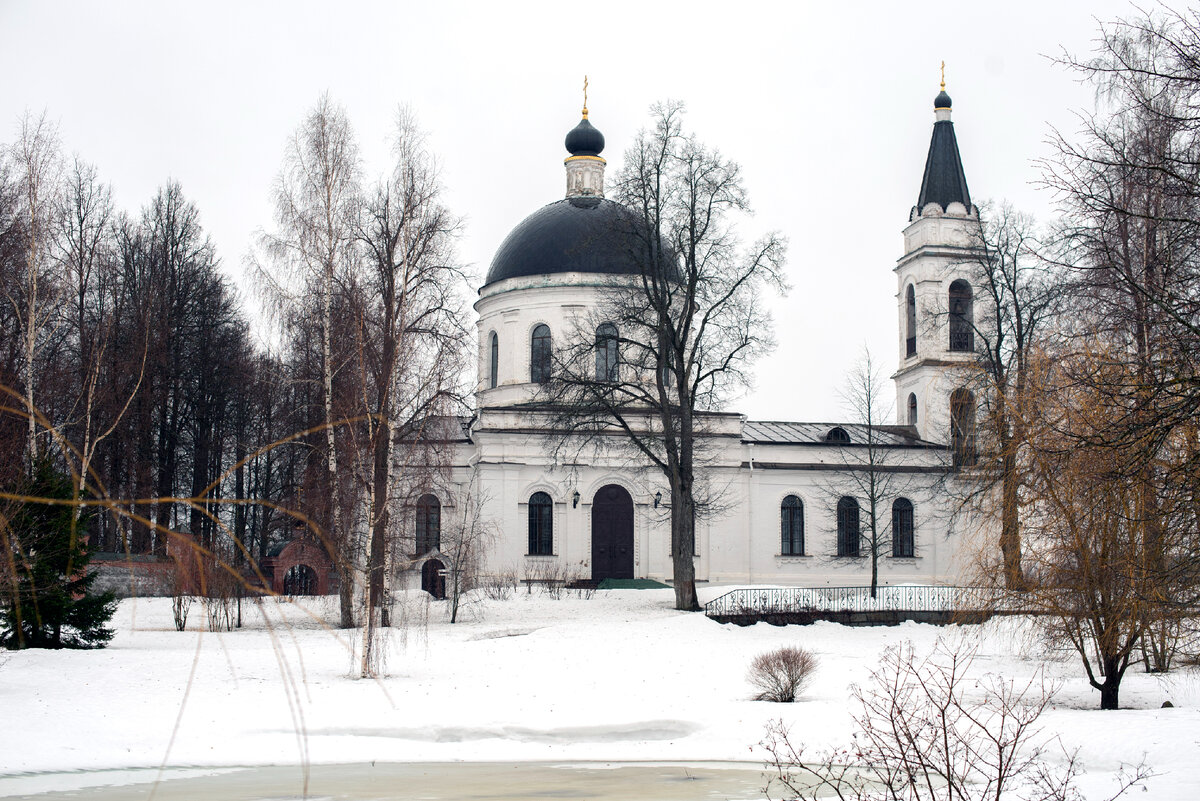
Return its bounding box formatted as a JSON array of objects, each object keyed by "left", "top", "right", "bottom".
[
  {"left": 564, "top": 77, "right": 606, "bottom": 198},
  {"left": 893, "top": 72, "right": 982, "bottom": 444},
  {"left": 916, "top": 67, "right": 972, "bottom": 215}
]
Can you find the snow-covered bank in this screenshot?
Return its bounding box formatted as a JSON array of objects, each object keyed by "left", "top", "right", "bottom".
[{"left": 1, "top": 590, "right": 1196, "bottom": 798}]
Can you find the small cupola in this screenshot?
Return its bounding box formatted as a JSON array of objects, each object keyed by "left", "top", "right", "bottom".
[
  {"left": 564, "top": 76, "right": 606, "bottom": 198},
  {"left": 914, "top": 64, "right": 973, "bottom": 217},
  {"left": 565, "top": 117, "right": 605, "bottom": 157}
]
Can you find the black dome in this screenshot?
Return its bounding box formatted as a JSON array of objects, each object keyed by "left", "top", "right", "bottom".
[
  {"left": 565, "top": 117, "right": 605, "bottom": 157},
  {"left": 484, "top": 196, "right": 649, "bottom": 287},
  {"left": 934, "top": 90, "right": 952, "bottom": 109}
]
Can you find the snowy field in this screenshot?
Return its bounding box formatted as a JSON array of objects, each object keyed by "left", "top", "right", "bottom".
[{"left": 1, "top": 588, "right": 1198, "bottom": 799}]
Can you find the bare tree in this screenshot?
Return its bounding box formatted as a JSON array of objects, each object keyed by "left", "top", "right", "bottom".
[
  {"left": 1041, "top": 7, "right": 1200, "bottom": 670},
  {"left": 827, "top": 347, "right": 937, "bottom": 597},
  {"left": 353, "top": 108, "right": 466, "bottom": 628},
  {"left": 55, "top": 157, "right": 114, "bottom": 501},
  {"left": 6, "top": 111, "right": 63, "bottom": 471},
  {"left": 1017, "top": 342, "right": 1195, "bottom": 708},
  {"left": 951, "top": 203, "right": 1064, "bottom": 591},
  {"left": 0, "top": 153, "right": 26, "bottom": 492},
  {"left": 255, "top": 93, "right": 363, "bottom": 628},
  {"left": 549, "top": 102, "right": 787, "bottom": 611},
  {"left": 438, "top": 477, "right": 499, "bottom": 624},
  {"left": 347, "top": 109, "right": 467, "bottom": 675}
]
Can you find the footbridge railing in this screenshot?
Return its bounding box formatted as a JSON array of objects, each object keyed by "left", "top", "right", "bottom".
[{"left": 704, "top": 585, "right": 1023, "bottom": 625}]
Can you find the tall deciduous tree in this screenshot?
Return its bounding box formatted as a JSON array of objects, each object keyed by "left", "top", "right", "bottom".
[
  {"left": 256, "top": 94, "right": 363, "bottom": 628},
  {"left": 352, "top": 108, "right": 466, "bottom": 672},
  {"left": 7, "top": 112, "right": 63, "bottom": 472},
  {"left": 1042, "top": 7, "right": 1200, "bottom": 670},
  {"left": 54, "top": 156, "right": 119, "bottom": 510},
  {"left": 550, "top": 103, "right": 787, "bottom": 611},
  {"left": 1017, "top": 343, "right": 1186, "bottom": 709},
  {"left": 957, "top": 204, "right": 1062, "bottom": 591}
]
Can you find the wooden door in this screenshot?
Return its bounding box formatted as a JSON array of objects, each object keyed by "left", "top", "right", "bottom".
[
  {"left": 591, "top": 485, "right": 634, "bottom": 580},
  {"left": 421, "top": 558, "right": 446, "bottom": 599}
]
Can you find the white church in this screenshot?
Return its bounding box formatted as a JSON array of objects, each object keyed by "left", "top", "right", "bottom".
[{"left": 405, "top": 82, "right": 985, "bottom": 596}]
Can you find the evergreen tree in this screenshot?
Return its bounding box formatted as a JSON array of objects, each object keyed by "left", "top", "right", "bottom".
[{"left": 1, "top": 460, "right": 117, "bottom": 649}]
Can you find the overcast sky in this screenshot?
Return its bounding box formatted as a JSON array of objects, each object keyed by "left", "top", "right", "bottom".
[{"left": 0, "top": 0, "right": 1142, "bottom": 422}]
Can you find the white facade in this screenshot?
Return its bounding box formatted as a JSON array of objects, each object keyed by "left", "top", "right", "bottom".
[{"left": 406, "top": 93, "right": 984, "bottom": 592}]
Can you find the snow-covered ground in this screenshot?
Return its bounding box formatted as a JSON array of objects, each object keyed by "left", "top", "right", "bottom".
[{"left": 1, "top": 588, "right": 1197, "bottom": 798}]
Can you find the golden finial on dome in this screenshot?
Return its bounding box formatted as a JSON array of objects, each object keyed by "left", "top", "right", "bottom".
[
  {"left": 582, "top": 75, "right": 589, "bottom": 119},
  {"left": 940, "top": 61, "right": 945, "bottom": 91}
]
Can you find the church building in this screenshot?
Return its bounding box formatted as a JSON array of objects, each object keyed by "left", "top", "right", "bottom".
[{"left": 409, "top": 81, "right": 984, "bottom": 594}]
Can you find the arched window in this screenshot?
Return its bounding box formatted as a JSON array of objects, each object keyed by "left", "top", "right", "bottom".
[
  {"left": 530, "top": 324, "right": 552, "bottom": 384},
  {"left": 595, "top": 322, "right": 619, "bottom": 382},
  {"left": 905, "top": 284, "right": 917, "bottom": 357},
  {"left": 826, "top": 426, "right": 851, "bottom": 444},
  {"left": 781, "top": 495, "right": 804, "bottom": 555},
  {"left": 488, "top": 331, "right": 499, "bottom": 389},
  {"left": 908, "top": 393, "right": 918, "bottom": 426},
  {"left": 948, "top": 279, "right": 974, "bottom": 352},
  {"left": 892, "top": 498, "right": 915, "bottom": 557},
  {"left": 837, "top": 496, "right": 860, "bottom": 557},
  {"left": 950, "top": 388, "right": 977, "bottom": 468},
  {"left": 415, "top": 493, "right": 440, "bottom": 553},
  {"left": 528, "top": 492, "right": 553, "bottom": 555}
]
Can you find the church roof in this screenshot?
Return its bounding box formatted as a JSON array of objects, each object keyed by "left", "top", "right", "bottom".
[
  {"left": 742, "top": 420, "right": 940, "bottom": 447},
  {"left": 483, "top": 196, "right": 651, "bottom": 287},
  {"left": 916, "top": 96, "right": 971, "bottom": 213}
]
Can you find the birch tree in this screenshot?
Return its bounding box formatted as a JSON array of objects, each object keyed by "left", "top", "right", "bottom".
[
  {"left": 7, "top": 112, "right": 63, "bottom": 472},
  {"left": 256, "top": 94, "right": 363, "bottom": 628}
]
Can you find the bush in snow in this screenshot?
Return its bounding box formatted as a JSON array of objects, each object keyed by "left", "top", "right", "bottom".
[
  {"left": 759, "top": 638, "right": 1151, "bottom": 800},
  {"left": 748, "top": 645, "right": 818, "bottom": 702}
]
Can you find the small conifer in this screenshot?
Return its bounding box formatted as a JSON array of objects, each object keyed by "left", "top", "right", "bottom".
[{"left": 1, "top": 460, "right": 117, "bottom": 649}]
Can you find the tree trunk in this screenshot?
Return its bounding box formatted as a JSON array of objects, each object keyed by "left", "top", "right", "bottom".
[
  {"left": 337, "top": 564, "right": 355, "bottom": 629},
  {"left": 671, "top": 485, "right": 700, "bottom": 612},
  {"left": 1099, "top": 677, "right": 1120, "bottom": 710},
  {"left": 1000, "top": 438, "right": 1026, "bottom": 591},
  {"left": 1097, "top": 653, "right": 1126, "bottom": 710},
  {"left": 368, "top": 422, "right": 389, "bottom": 625},
  {"left": 367, "top": 322, "right": 396, "bottom": 625},
  {"left": 868, "top": 498, "right": 879, "bottom": 599},
  {"left": 323, "top": 264, "right": 351, "bottom": 629}
]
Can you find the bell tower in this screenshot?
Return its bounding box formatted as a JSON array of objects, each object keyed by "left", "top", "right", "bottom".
[{"left": 893, "top": 71, "right": 982, "bottom": 445}]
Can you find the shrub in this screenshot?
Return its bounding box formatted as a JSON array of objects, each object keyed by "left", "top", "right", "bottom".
[
  {"left": 481, "top": 570, "right": 518, "bottom": 601},
  {"left": 759, "top": 639, "right": 1152, "bottom": 800},
  {"left": 748, "top": 645, "right": 818, "bottom": 702}
]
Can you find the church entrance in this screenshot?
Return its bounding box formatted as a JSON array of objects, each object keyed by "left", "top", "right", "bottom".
[
  {"left": 591, "top": 485, "right": 634, "bottom": 581},
  {"left": 421, "top": 558, "right": 446, "bottom": 599}
]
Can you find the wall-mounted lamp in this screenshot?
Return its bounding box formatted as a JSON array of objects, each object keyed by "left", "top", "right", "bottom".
[
  {"left": 572, "top": 490, "right": 580, "bottom": 508},
  {"left": 654, "top": 491, "right": 662, "bottom": 509}
]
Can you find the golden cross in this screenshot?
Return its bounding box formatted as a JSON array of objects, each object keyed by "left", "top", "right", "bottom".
[
  {"left": 583, "top": 75, "right": 589, "bottom": 117},
  {"left": 940, "top": 61, "right": 945, "bottom": 90}
]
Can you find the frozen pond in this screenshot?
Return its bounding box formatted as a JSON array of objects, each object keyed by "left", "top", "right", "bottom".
[{"left": 0, "top": 761, "right": 773, "bottom": 800}]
